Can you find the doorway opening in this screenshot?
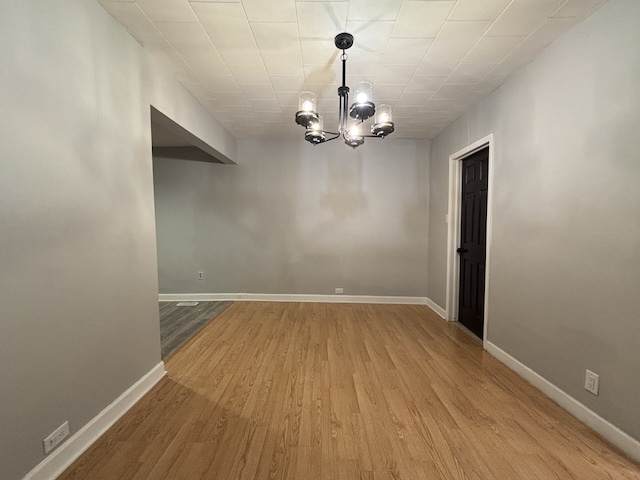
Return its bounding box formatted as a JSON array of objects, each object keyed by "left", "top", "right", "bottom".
[
  {"left": 445, "top": 134, "right": 494, "bottom": 344},
  {"left": 149, "top": 106, "right": 235, "bottom": 359}
]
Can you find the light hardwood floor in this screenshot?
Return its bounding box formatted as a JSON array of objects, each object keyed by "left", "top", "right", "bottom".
[{"left": 58, "top": 302, "right": 640, "bottom": 479}]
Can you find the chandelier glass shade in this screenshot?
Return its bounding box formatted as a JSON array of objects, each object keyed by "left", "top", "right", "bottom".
[{"left": 294, "top": 33, "right": 395, "bottom": 148}]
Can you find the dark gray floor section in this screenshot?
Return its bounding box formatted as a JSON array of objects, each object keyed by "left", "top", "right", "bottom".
[{"left": 159, "top": 301, "right": 231, "bottom": 359}]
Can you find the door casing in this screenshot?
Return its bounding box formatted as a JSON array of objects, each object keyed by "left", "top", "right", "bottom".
[{"left": 445, "top": 134, "right": 495, "bottom": 347}]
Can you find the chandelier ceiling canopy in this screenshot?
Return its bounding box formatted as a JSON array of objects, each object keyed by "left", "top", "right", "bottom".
[{"left": 295, "top": 33, "right": 394, "bottom": 149}]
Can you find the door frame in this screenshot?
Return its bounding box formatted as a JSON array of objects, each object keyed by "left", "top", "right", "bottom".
[{"left": 445, "top": 134, "right": 495, "bottom": 345}]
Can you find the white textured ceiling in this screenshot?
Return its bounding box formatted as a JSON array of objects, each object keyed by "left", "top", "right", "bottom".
[{"left": 98, "top": 0, "right": 608, "bottom": 140}]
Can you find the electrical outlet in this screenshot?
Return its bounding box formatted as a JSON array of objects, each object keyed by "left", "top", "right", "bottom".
[
  {"left": 585, "top": 370, "right": 599, "bottom": 396},
  {"left": 197, "top": 271, "right": 204, "bottom": 280},
  {"left": 43, "top": 421, "right": 69, "bottom": 454},
  {"left": 335, "top": 287, "right": 344, "bottom": 294}
]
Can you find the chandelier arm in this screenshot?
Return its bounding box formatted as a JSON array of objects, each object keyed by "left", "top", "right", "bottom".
[{"left": 322, "top": 132, "right": 341, "bottom": 143}]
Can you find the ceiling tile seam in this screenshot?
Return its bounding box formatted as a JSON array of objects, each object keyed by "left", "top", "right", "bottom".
[
  {"left": 488, "top": 0, "right": 515, "bottom": 26},
  {"left": 429, "top": 20, "right": 500, "bottom": 104},
  {"left": 295, "top": 0, "right": 322, "bottom": 91},
  {"left": 481, "top": 13, "right": 567, "bottom": 83},
  {"left": 550, "top": 0, "right": 570, "bottom": 18},
  {"left": 350, "top": 13, "right": 393, "bottom": 73},
  {"left": 164, "top": 42, "right": 217, "bottom": 100},
  {"left": 220, "top": 2, "right": 265, "bottom": 121},
  {"left": 487, "top": 13, "right": 573, "bottom": 75},
  {"left": 417, "top": 13, "right": 494, "bottom": 90},
  {"left": 437, "top": 12, "right": 517, "bottom": 87},
  {"left": 131, "top": 4, "right": 220, "bottom": 102},
  {"left": 125, "top": 2, "right": 164, "bottom": 47},
  {"left": 152, "top": 4, "right": 230, "bottom": 102},
  {"left": 294, "top": 2, "right": 308, "bottom": 91},
  {"left": 344, "top": 0, "right": 402, "bottom": 27},
  {"left": 552, "top": 1, "right": 610, "bottom": 19},
  {"left": 398, "top": 6, "right": 453, "bottom": 103},
  {"left": 483, "top": 0, "right": 575, "bottom": 37},
  {"left": 183, "top": 15, "right": 235, "bottom": 69}
]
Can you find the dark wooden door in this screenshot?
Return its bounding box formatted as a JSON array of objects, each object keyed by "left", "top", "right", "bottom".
[{"left": 457, "top": 147, "right": 489, "bottom": 339}]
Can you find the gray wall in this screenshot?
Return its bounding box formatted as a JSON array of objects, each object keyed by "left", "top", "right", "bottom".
[
  {"left": 0, "top": 1, "right": 235, "bottom": 479},
  {"left": 427, "top": 0, "right": 640, "bottom": 441},
  {"left": 154, "top": 138, "right": 430, "bottom": 297}
]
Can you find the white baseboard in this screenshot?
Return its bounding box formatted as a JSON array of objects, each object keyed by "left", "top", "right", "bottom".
[
  {"left": 485, "top": 341, "right": 640, "bottom": 464},
  {"left": 158, "top": 293, "right": 431, "bottom": 306},
  {"left": 424, "top": 298, "right": 446, "bottom": 318},
  {"left": 23, "top": 362, "right": 166, "bottom": 480}
]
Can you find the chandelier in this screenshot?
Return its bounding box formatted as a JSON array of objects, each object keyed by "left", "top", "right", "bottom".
[{"left": 295, "top": 33, "right": 395, "bottom": 149}]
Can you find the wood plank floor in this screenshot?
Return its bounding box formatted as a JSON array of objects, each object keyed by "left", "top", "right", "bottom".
[
  {"left": 59, "top": 302, "right": 640, "bottom": 479},
  {"left": 159, "top": 301, "right": 230, "bottom": 359}
]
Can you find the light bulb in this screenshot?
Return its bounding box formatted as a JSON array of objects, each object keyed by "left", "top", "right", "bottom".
[
  {"left": 302, "top": 100, "right": 313, "bottom": 111},
  {"left": 378, "top": 113, "right": 389, "bottom": 123},
  {"left": 312, "top": 122, "right": 320, "bottom": 130},
  {"left": 356, "top": 92, "right": 368, "bottom": 104}
]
